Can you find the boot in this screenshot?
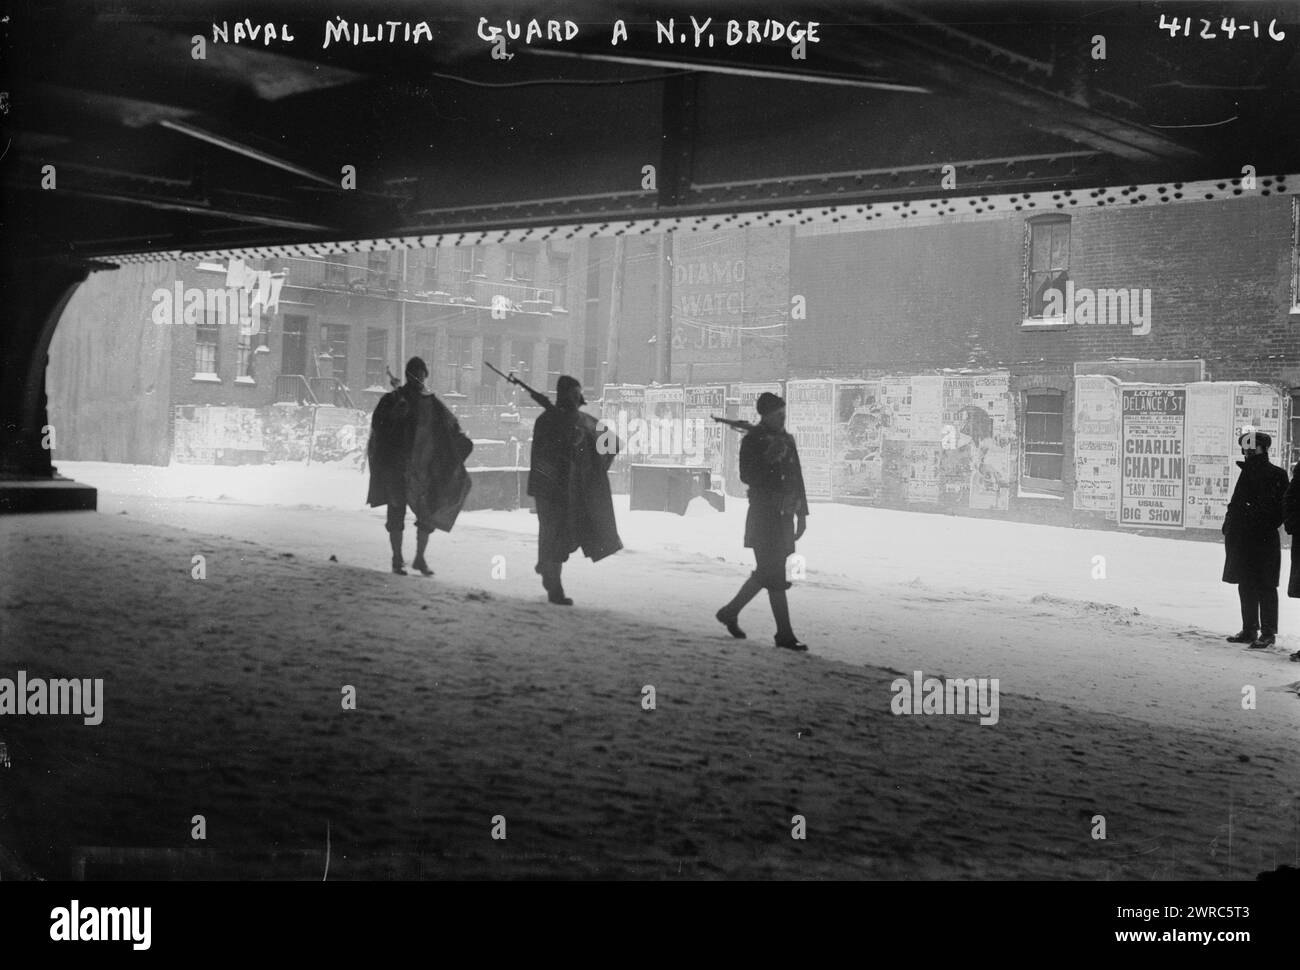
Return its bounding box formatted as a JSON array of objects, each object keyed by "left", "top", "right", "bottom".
[
  {"left": 769, "top": 588, "right": 807, "bottom": 651},
  {"left": 1225, "top": 630, "right": 1257, "bottom": 643},
  {"left": 411, "top": 528, "right": 433, "bottom": 576},
  {"left": 1249, "top": 633, "right": 1276, "bottom": 649},
  {"left": 389, "top": 530, "right": 406, "bottom": 575},
  {"left": 538, "top": 563, "right": 572, "bottom": 606},
  {"left": 716, "top": 573, "right": 764, "bottom": 639}
]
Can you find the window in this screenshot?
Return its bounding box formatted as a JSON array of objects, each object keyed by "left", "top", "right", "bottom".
[
  {"left": 419, "top": 248, "right": 438, "bottom": 291},
  {"left": 237, "top": 330, "right": 254, "bottom": 380},
  {"left": 511, "top": 340, "right": 535, "bottom": 386},
  {"left": 447, "top": 334, "right": 475, "bottom": 394},
  {"left": 550, "top": 255, "right": 569, "bottom": 309},
  {"left": 1290, "top": 392, "right": 1300, "bottom": 468},
  {"left": 325, "top": 257, "right": 347, "bottom": 285},
  {"left": 322, "top": 324, "right": 350, "bottom": 386},
  {"left": 365, "top": 329, "right": 388, "bottom": 389},
  {"left": 482, "top": 335, "right": 502, "bottom": 371},
  {"left": 480, "top": 336, "right": 503, "bottom": 403},
  {"left": 507, "top": 249, "right": 535, "bottom": 282},
  {"left": 1023, "top": 391, "right": 1065, "bottom": 482},
  {"left": 457, "top": 247, "right": 485, "bottom": 277},
  {"left": 1292, "top": 198, "right": 1299, "bottom": 312},
  {"left": 1025, "top": 216, "right": 1071, "bottom": 319},
  {"left": 195, "top": 319, "right": 219, "bottom": 376},
  {"left": 237, "top": 303, "right": 266, "bottom": 380},
  {"left": 547, "top": 341, "right": 567, "bottom": 385},
  {"left": 455, "top": 247, "right": 485, "bottom": 299},
  {"left": 367, "top": 250, "right": 390, "bottom": 281}
]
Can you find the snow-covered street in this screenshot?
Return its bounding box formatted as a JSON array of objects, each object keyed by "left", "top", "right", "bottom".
[{"left": 1, "top": 459, "right": 1298, "bottom": 879}]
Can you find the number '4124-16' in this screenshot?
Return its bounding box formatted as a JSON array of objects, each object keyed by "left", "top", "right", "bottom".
[{"left": 1157, "top": 15, "right": 1285, "bottom": 40}]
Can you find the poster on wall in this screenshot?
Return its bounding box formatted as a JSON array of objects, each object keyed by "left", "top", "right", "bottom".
[
  {"left": 1232, "top": 383, "right": 1285, "bottom": 466},
  {"left": 1184, "top": 382, "right": 1235, "bottom": 530},
  {"left": 643, "top": 384, "right": 685, "bottom": 463},
  {"left": 910, "top": 376, "right": 944, "bottom": 442},
  {"left": 831, "top": 380, "right": 883, "bottom": 501},
  {"left": 902, "top": 440, "right": 942, "bottom": 504},
  {"left": 938, "top": 376, "right": 974, "bottom": 507},
  {"left": 173, "top": 406, "right": 267, "bottom": 464},
  {"left": 600, "top": 384, "right": 646, "bottom": 478},
  {"left": 786, "top": 379, "right": 836, "bottom": 500},
  {"left": 1120, "top": 386, "right": 1186, "bottom": 529},
  {"left": 1072, "top": 375, "right": 1122, "bottom": 515},
  {"left": 967, "top": 373, "right": 1014, "bottom": 511},
  {"left": 879, "top": 377, "right": 913, "bottom": 439},
  {"left": 684, "top": 384, "right": 726, "bottom": 479}
]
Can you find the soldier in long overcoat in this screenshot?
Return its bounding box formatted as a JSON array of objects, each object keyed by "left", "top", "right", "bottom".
[
  {"left": 715, "top": 392, "right": 810, "bottom": 651},
  {"left": 367, "top": 357, "right": 473, "bottom": 576},
  {"left": 526, "top": 375, "right": 622, "bottom": 604}
]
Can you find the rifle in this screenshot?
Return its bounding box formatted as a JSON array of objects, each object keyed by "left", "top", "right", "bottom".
[
  {"left": 484, "top": 360, "right": 553, "bottom": 409},
  {"left": 713, "top": 415, "right": 757, "bottom": 433},
  {"left": 386, "top": 365, "right": 401, "bottom": 390}
]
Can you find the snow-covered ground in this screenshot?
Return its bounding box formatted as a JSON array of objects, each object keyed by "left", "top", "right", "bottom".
[
  {"left": 52, "top": 458, "right": 1300, "bottom": 644},
  {"left": 0, "top": 459, "right": 1296, "bottom": 879}
]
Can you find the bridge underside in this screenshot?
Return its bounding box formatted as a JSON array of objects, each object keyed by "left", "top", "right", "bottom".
[{"left": 3, "top": 0, "right": 1297, "bottom": 508}]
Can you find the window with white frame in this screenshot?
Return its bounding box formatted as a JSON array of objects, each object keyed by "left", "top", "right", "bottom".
[
  {"left": 365, "top": 328, "right": 388, "bottom": 389},
  {"left": 1025, "top": 216, "right": 1071, "bottom": 321},
  {"left": 458, "top": 246, "right": 485, "bottom": 277},
  {"left": 1022, "top": 390, "right": 1065, "bottom": 485},
  {"left": 550, "top": 255, "right": 569, "bottom": 309},
  {"left": 237, "top": 329, "right": 253, "bottom": 379},
  {"left": 507, "top": 249, "right": 535, "bottom": 282},
  {"left": 195, "top": 315, "right": 219, "bottom": 376}
]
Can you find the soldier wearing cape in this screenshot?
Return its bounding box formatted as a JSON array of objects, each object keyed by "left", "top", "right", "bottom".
[
  {"left": 366, "top": 356, "right": 474, "bottom": 576},
  {"left": 526, "top": 375, "right": 623, "bottom": 604}
]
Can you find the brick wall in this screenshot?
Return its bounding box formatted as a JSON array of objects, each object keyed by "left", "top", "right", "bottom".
[{"left": 791, "top": 195, "right": 1298, "bottom": 380}]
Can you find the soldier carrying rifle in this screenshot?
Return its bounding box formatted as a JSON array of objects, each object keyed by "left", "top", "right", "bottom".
[
  {"left": 713, "top": 392, "right": 809, "bottom": 651},
  {"left": 486, "top": 363, "right": 622, "bottom": 605}
]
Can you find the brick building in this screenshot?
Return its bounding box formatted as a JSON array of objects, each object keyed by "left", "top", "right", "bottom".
[
  {"left": 787, "top": 184, "right": 1300, "bottom": 528},
  {"left": 50, "top": 241, "right": 604, "bottom": 464}
]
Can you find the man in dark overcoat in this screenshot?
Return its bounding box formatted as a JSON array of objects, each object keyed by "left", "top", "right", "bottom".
[
  {"left": 1282, "top": 443, "right": 1300, "bottom": 660},
  {"left": 1223, "top": 429, "right": 1288, "bottom": 649},
  {"left": 367, "top": 356, "right": 474, "bottom": 576},
  {"left": 715, "top": 391, "right": 809, "bottom": 651},
  {"left": 526, "top": 375, "right": 622, "bottom": 604}
]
